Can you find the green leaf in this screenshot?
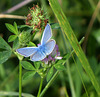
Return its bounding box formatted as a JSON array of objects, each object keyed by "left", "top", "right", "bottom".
[
  {"left": 50, "top": 23, "right": 60, "bottom": 29},
  {"left": 34, "top": 62, "right": 41, "bottom": 69},
  {"left": 54, "top": 63, "right": 66, "bottom": 70},
  {"left": 5, "top": 23, "right": 17, "bottom": 34},
  {"left": 0, "top": 51, "right": 12, "bottom": 64},
  {"left": 46, "top": 67, "right": 54, "bottom": 82},
  {"left": 8, "top": 35, "right": 17, "bottom": 42},
  {"left": 14, "top": 22, "right": 18, "bottom": 34},
  {"left": 0, "top": 37, "right": 11, "bottom": 50},
  {"left": 18, "top": 25, "right": 31, "bottom": 29},
  {"left": 21, "top": 61, "right": 35, "bottom": 70},
  {"left": 23, "top": 71, "right": 36, "bottom": 80},
  {"left": 49, "top": 0, "right": 100, "bottom": 95},
  {"left": 0, "top": 36, "right": 12, "bottom": 64},
  {"left": 27, "top": 42, "right": 36, "bottom": 47},
  {"left": 13, "top": 37, "right": 19, "bottom": 50}
]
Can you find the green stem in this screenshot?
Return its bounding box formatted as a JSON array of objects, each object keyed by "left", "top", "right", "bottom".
[
  {"left": 40, "top": 71, "right": 59, "bottom": 97},
  {"left": 19, "top": 60, "right": 22, "bottom": 97},
  {"left": 60, "top": 72, "right": 69, "bottom": 97},
  {"left": 37, "top": 77, "right": 44, "bottom": 97},
  {"left": 67, "top": 61, "right": 76, "bottom": 97}
]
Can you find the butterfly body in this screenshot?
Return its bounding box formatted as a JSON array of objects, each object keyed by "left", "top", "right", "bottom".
[{"left": 16, "top": 24, "right": 56, "bottom": 61}]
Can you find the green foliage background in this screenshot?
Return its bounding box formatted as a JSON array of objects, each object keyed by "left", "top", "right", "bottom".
[{"left": 0, "top": 0, "right": 100, "bottom": 97}]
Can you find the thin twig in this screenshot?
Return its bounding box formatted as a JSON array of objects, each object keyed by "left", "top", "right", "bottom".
[
  {"left": 88, "top": 0, "right": 100, "bottom": 22},
  {"left": 0, "top": 14, "right": 25, "bottom": 19},
  {"left": 82, "top": 0, "right": 100, "bottom": 52},
  {"left": 2, "top": 0, "right": 33, "bottom": 14}
]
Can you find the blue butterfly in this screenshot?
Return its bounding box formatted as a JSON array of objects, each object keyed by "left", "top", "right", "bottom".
[{"left": 16, "top": 24, "right": 56, "bottom": 61}]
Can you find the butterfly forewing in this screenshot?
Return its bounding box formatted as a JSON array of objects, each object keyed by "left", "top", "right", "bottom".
[
  {"left": 16, "top": 47, "right": 38, "bottom": 57},
  {"left": 41, "top": 24, "right": 52, "bottom": 45}
]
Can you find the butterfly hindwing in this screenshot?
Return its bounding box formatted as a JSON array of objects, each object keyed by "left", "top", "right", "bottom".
[
  {"left": 16, "top": 47, "right": 38, "bottom": 57},
  {"left": 30, "top": 50, "right": 46, "bottom": 61},
  {"left": 43, "top": 39, "right": 56, "bottom": 55}
]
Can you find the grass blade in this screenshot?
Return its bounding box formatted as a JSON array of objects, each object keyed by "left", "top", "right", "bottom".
[
  {"left": 48, "top": 0, "right": 100, "bottom": 95},
  {"left": 0, "top": 91, "right": 35, "bottom": 97}
]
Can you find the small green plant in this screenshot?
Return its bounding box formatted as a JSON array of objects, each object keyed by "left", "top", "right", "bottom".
[
  {"left": 1, "top": 5, "right": 69, "bottom": 97},
  {"left": 0, "top": 1, "right": 99, "bottom": 97}
]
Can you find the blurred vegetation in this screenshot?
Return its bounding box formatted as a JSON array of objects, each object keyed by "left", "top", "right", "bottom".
[{"left": 0, "top": 0, "right": 100, "bottom": 97}]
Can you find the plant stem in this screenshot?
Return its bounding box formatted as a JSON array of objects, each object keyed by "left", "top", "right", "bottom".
[
  {"left": 19, "top": 60, "right": 22, "bottom": 97},
  {"left": 40, "top": 71, "right": 59, "bottom": 97},
  {"left": 88, "top": 0, "right": 100, "bottom": 22},
  {"left": 59, "top": 72, "right": 69, "bottom": 97},
  {"left": 82, "top": 0, "right": 100, "bottom": 52},
  {"left": 37, "top": 77, "right": 44, "bottom": 97},
  {"left": 67, "top": 61, "right": 76, "bottom": 97}
]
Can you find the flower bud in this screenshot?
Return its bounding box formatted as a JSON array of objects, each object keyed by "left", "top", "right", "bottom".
[
  {"left": 19, "top": 31, "right": 31, "bottom": 46},
  {"left": 25, "top": 5, "right": 48, "bottom": 33}
]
